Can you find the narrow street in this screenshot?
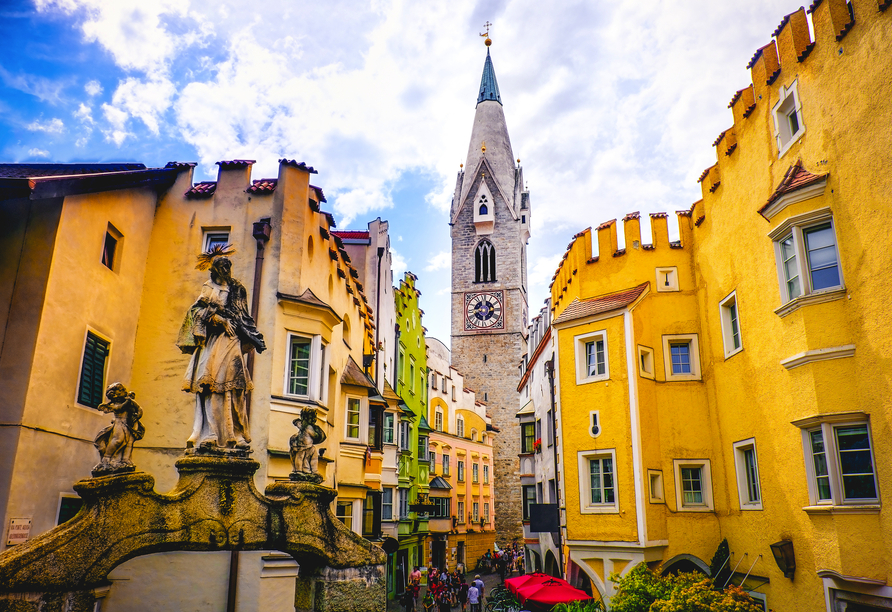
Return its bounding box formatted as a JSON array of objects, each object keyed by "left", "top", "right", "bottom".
[{"left": 387, "top": 568, "right": 512, "bottom": 612}]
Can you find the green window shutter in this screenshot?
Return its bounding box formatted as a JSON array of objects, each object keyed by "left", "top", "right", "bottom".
[{"left": 79, "top": 333, "right": 109, "bottom": 408}]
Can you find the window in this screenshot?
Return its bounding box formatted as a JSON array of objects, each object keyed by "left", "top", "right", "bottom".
[
  {"left": 451, "top": 385, "right": 456, "bottom": 401},
  {"left": 575, "top": 330, "right": 609, "bottom": 384},
  {"left": 457, "top": 460, "right": 465, "bottom": 482},
  {"left": 792, "top": 413, "right": 879, "bottom": 507},
  {"left": 456, "top": 416, "right": 465, "bottom": 438},
  {"left": 409, "top": 359, "right": 416, "bottom": 393},
  {"left": 472, "top": 463, "right": 479, "bottom": 483},
  {"left": 771, "top": 211, "right": 843, "bottom": 308},
  {"left": 417, "top": 436, "right": 429, "bottom": 463},
  {"left": 521, "top": 423, "right": 535, "bottom": 453},
  {"left": 346, "top": 397, "right": 362, "bottom": 441},
  {"left": 431, "top": 372, "right": 437, "bottom": 388},
  {"left": 336, "top": 500, "right": 355, "bottom": 529},
  {"left": 483, "top": 503, "right": 490, "bottom": 522},
  {"left": 286, "top": 334, "right": 326, "bottom": 400},
  {"left": 382, "top": 487, "right": 394, "bottom": 521},
  {"left": 203, "top": 230, "right": 230, "bottom": 252},
  {"left": 472, "top": 502, "right": 479, "bottom": 522},
  {"left": 398, "top": 488, "right": 409, "bottom": 519},
  {"left": 578, "top": 450, "right": 619, "bottom": 513},
  {"left": 546, "top": 410, "right": 555, "bottom": 446},
  {"left": 362, "top": 493, "right": 381, "bottom": 538},
  {"left": 522, "top": 485, "right": 537, "bottom": 521},
  {"left": 470, "top": 429, "right": 478, "bottom": 442},
  {"left": 475, "top": 240, "right": 496, "bottom": 283},
  {"left": 457, "top": 501, "right": 465, "bottom": 523},
  {"left": 655, "top": 267, "right": 679, "bottom": 292},
  {"left": 772, "top": 80, "right": 805, "bottom": 156},
  {"left": 662, "top": 334, "right": 701, "bottom": 381},
  {"left": 638, "top": 345, "right": 655, "bottom": 379},
  {"left": 101, "top": 224, "right": 122, "bottom": 271},
  {"left": 673, "top": 459, "right": 714, "bottom": 511},
  {"left": 648, "top": 470, "right": 664, "bottom": 503},
  {"left": 435, "top": 410, "right": 443, "bottom": 432},
  {"left": 483, "top": 465, "right": 489, "bottom": 484},
  {"left": 430, "top": 497, "right": 451, "bottom": 519},
  {"left": 57, "top": 496, "right": 83, "bottom": 525},
  {"left": 719, "top": 292, "right": 743, "bottom": 358},
  {"left": 368, "top": 405, "right": 384, "bottom": 450},
  {"left": 443, "top": 454, "right": 450, "bottom": 476},
  {"left": 78, "top": 331, "right": 110, "bottom": 408},
  {"left": 398, "top": 420, "right": 411, "bottom": 451},
  {"left": 733, "top": 439, "right": 762, "bottom": 510},
  {"left": 384, "top": 413, "right": 395, "bottom": 444}
]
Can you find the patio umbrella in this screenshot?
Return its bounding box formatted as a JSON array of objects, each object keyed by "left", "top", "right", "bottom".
[
  {"left": 516, "top": 578, "right": 592, "bottom": 606},
  {"left": 505, "top": 572, "right": 550, "bottom": 596}
]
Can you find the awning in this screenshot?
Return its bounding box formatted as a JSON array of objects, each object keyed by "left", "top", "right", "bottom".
[
  {"left": 516, "top": 400, "right": 535, "bottom": 417},
  {"left": 429, "top": 476, "right": 452, "bottom": 490}
]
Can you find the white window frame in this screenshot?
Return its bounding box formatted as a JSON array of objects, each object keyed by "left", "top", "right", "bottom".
[
  {"left": 335, "top": 499, "right": 359, "bottom": 532},
  {"left": 409, "top": 358, "right": 416, "bottom": 393},
  {"left": 472, "top": 463, "right": 479, "bottom": 483},
  {"left": 647, "top": 469, "right": 664, "bottom": 504},
  {"left": 733, "top": 439, "right": 763, "bottom": 510},
  {"left": 398, "top": 419, "right": 411, "bottom": 451},
  {"left": 655, "top": 267, "right": 679, "bottom": 292},
  {"left": 383, "top": 412, "right": 395, "bottom": 445},
  {"left": 574, "top": 329, "right": 609, "bottom": 385},
  {"left": 443, "top": 454, "right": 450, "bottom": 476},
  {"left": 398, "top": 488, "right": 409, "bottom": 519},
  {"left": 456, "top": 416, "right": 465, "bottom": 438},
  {"left": 673, "top": 459, "right": 714, "bottom": 511},
  {"left": 638, "top": 345, "right": 655, "bottom": 380},
  {"left": 772, "top": 80, "right": 805, "bottom": 158},
  {"left": 769, "top": 209, "right": 844, "bottom": 311},
  {"left": 434, "top": 410, "right": 443, "bottom": 432},
  {"left": 382, "top": 487, "right": 394, "bottom": 521},
  {"left": 792, "top": 412, "right": 879, "bottom": 508},
  {"left": 457, "top": 500, "right": 465, "bottom": 523},
  {"left": 483, "top": 464, "right": 489, "bottom": 484},
  {"left": 719, "top": 291, "right": 743, "bottom": 358},
  {"left": 472, "top": 502, "right": 479, "bottom": 522},
  {"left": 662, "top": 334, "right": 701, "bottom": 381},
  {"left": 577, "top": 449, "right": 619, "bottom": 514},
  {"left": 202, "top": 228, "right": 230, "bottom": 252},
  {"left": 457, "top": 460, "right": 465, "bottom": 482},
  {"left": 344, "top": 395, "right": 366, "bottom": 442},
  {"left": 284, "top": 333, "right": 327, "bottom": 402}
]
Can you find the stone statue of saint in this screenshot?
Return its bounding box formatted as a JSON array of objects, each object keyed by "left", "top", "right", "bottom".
[
  {"left": 290, "top": 408, "right": 327, "bottom": 482},
  {"left": 177, "top": 246, "right": 266, "bottom": 451},
  {"left": 93, "top": 382, "right": 145, "bottom": 475}
]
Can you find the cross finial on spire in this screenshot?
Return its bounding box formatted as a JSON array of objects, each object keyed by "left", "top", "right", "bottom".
[{"left": 480, "top": 21, "right": 492, "bottom": 47}]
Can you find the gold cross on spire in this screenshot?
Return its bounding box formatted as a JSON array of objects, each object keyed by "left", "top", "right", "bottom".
[{"left": 480, "top": 21, "right": 492, "bottom": 46}]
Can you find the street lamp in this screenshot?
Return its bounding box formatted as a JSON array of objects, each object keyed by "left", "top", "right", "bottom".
[{"left": 769, "top": 540, "right": 795, "bottom": 578}]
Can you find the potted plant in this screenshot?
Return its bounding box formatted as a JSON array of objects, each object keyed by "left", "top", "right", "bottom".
[{"left": 533, "top": 438, "right": 542, "bottom": 453}]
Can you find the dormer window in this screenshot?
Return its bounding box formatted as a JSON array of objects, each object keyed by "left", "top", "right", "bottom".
[
  {"left": 478, "top": 195, "right": 489, "bottom": 216},
  {"left": 473, "top": 182, "right": 495, "bottom": 235},
  {"left": 773, "top": 80, "right": 805, "bottom": 157}
]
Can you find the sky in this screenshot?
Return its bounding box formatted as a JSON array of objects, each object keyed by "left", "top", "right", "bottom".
[{"left": 1, "top": 0, "right": 802, "bottom": 347}]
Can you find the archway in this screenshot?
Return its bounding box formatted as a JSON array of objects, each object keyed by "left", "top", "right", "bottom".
[
  {"left": 544, "top": 549, "right": 560, "bottom": 577},
  {"left": 661, "top": 554, "right": 711, "bottom": 577},
  {"left": 0, "top": 454, "right": 385, "bottom": 612}
]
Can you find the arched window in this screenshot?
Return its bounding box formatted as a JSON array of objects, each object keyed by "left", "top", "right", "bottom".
[
  {"left": 475, "top": 240, "right": 496, "bottom": 283},
  {"left": 478, "top": 194, "right": 489, "bottom": 216}
]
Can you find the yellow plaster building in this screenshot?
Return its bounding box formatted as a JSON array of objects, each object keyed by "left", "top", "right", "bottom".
[{"left": 544, "top": 2, "right": 892, "bottom": 610}]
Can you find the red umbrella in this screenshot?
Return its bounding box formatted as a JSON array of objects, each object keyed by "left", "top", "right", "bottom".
[
  {"left": 516, "top": 578, "right": 592, "bottom": 606},
  {"left": 505, "top": 572, "right": 551, "bottom": 596}
]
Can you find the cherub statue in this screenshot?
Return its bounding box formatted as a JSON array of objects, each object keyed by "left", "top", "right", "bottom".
[
  {"left": 93, "top": 382, "right": 145, "bottom": 476},
  {"left": 290, "top": 408, "right": 327, "bottom": 482}
]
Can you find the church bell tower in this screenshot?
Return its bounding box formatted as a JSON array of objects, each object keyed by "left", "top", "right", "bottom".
[{"left": 450, "top": 34, "right": 530, "bottom": 544}]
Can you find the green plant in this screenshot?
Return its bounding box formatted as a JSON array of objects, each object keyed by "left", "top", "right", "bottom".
[
  {"left": 709, "top": 539, "right": 731, "bottom": 589},
  {"left": 551, "top": 598, "right": 606, "bottom": 612}
]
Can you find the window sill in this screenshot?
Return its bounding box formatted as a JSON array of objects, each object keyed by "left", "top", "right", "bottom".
[
  {"left": 678, "top": 506, "right": 715, "bottom": 513},
  {"left": 580, "top": 506, "right": 619, "bottom": 515},
  {"left": 665, "top": 374, "right": 702, "bottom": 382},
  {"left": 775, "top": 287, "right": 846, "bottom": 318},
  {"left": 803, "top": 504, "right": 880, "bottom": 515},
  {"left": 577, "top": 375, "right": 610, "bottom": 386},
  {"left": 723, "top": 346, "right": 743, "bottom": 360}
]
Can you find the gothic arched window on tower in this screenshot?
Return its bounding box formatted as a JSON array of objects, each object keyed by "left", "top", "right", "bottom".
[
  {"left": 478, "top": 194, "right": 489, "bottom": 216},
  {"left": 475, "top": 240, "right": 496, "bottom": 283}
]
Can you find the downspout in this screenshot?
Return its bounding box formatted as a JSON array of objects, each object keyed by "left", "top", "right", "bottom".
[
  {"left": 623, "top": 306, "right": 647, "bottom": 547},
  {"left": 544, "top": 355, "right": 565, "bottom": 579},
  {"left": 227, "top": 216, "right": 271, "bottom": 612}
]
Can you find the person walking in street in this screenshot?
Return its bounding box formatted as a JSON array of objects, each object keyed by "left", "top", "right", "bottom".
[
  {"left": 468, "top": 582, "right": 480, "bottom": 612},
  {"left": 473, "top": 575, "right": 485, "bottom": 601},
  {"left": 458, "top": 580, "right": 470, "bottom": 612}
]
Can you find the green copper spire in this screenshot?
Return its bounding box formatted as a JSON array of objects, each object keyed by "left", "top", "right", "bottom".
[{"left": 477, "top": 48, "right": 502, "bottom": 106}]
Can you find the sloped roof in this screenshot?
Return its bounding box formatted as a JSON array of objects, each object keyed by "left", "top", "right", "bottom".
[
  {"left": 186, "top": 181, "right": 217, "bottom": 198},
  {"left": 0, "top": 163, "right": 147, "bottom": 178},
  {"left": 477, "top": 48, "right": 502, "bottom": 106},
  {"left": 553, "top": 282, "right": 649, "bottom": 326},
  {"left": 340, "top": 356, "right": 376, "bottom": 389},
  {"left": 332, "top": 230, "right": 370, "bottom": 241},
  {"left": 247, "top": 179, "right": 277, "bottom": 194},
  {"left": 429, "top": 476, "right": 452, "bottom": 490},
  {"left": 759, "top": 160, "right": 828, "bottom": 214}
]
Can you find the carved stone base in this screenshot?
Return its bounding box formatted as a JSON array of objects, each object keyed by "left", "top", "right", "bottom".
[
  {"left": 91, "top": 460, "right": 136, "bottom": 477},
  {"left": 183, "top": 444, "right": 252, "bottom": 459},
  {"left": 295, "top": 565, "right": 386, "bottom": 612},
  {"left": 289, "top": 471, "right": 324, "bottom": 484}
]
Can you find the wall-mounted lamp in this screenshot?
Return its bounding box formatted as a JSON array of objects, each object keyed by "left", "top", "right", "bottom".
[{"left": 769, "top": 540, "right": 795, "bottom": 578}]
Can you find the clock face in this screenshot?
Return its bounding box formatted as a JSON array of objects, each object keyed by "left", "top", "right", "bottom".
[{"left": 464, "top": 291, "right": 504, "bottom": 330}]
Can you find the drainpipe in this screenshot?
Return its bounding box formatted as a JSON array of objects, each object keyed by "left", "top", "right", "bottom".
[
  {"left": 544, "top": 356, "right": 564, "bottom": 579},
  {"left": 227, "top": 216, "right": 271, "bottom": 612}
]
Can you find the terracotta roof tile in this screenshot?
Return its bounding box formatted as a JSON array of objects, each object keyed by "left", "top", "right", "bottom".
[
  {"left": 0, "top": 163, "right": 147, "bottom": 178},
  {"left": 597, "top": 219, "right": 615, "bottom": 230},
  {"left": 746, "top": 42, "right": 773, "bottom": 69},
  {"left": 649, "top": 212, "right": 668, "bottom": 219},
  {"left": 247, "top": 178, "right": 278, "bottom": 194},
  {"left": 279, "top": 159, "right": 318, "bottom": 174},
  {"left": 728, "top": 88, "right": 746, "bottom": 108},
  {"left": 553, "top": 282, "right": 649, "bottom": 326},
  {"left": 697, "top": 166, "right": 713, "bottom": 183},
  {"left": 309, "top": 184, "right": 327, "bottom": 202},
  {"left": 185, "top": 181, "right": 217, "bottom": 198},
  {"left": 760, "top": 160, "right": 828, "bottom": 214},
  {"left": 164, "top": 161, "right": 197, "bottom": 169},
  {"left": 622, "top": 212, "right": 640, "bottom": 221},
  {"left": 216, "top": 159, "right": 255, "bottom": 167},
  {"left": 773, "top": 10, "right": 797, "bottom": 36}
]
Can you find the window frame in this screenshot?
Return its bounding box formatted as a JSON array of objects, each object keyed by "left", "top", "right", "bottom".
[
  {"left": 577, "top": 449, "right": 620, "bottom": 514},
  {"left": 647, "top": 469, "right": 664, "bottom": 504},
  {"left": 483, "top": 464, "right": 489, "bottom": 484},
  {"left": 457, "top": 460, "right": 465, "bottom": 482},
  {"left": 574, "top": 330, "right": 609, "bottom": 385},
  {"left": 284, "top": 333, "right": 327, "bottom": 402},
  {"left": 456, "top": 415, "right": 465, "bottom": 438},
  {"left": 398, "top": 419, "right": 411, "bottom": 452},
  {"left": 383, "top": 412, "right": 395, "bottom": 445},
  {"left": 457, "top": 500, "right": 465, "bottom": 523},
  {"left": 770, "top": 210, "right": 843, "bottom": 308},
  {"left": 77, "top": 329, "right": 111, "bottom": 409},
  {"left": 398, "top": 488, "right": 409, "bottom": 520},
  {"left": 719, "top": 291, "right": 743, "bottom": 359},
  {"left": 434, "top": 409, "right": 443, "bottom": 432},
  {"left": 335, "top": 499, "right": 357, "bottom": 531},
  {"left": 100, "top": 223, "right": 123, "bottom": 272},
  {"left": 520, "top": 422, "right": 535, "bottom": 454},
  {"left": 382, "top": 487, "right": 394, "bottom": 521},
  {"left": 772, "top": 80, "right": 805, "bottom": 158},
  {"left": 673, "top": 459, "right": 714, "bottom": 511},
  {"left": 472, "top": 463, "right": 479, "bottom": 484},
  {"left": 202, "top": 229, "right": 230, "bottom": 252},
  {"left": 661, "top": 334, "right": 701, "bottom": 382},
  {"left": 522, "top": 485, "right": 537, "bottom": 521},
  {"left": 474, "top": 240, "right": 497, "bottom": 283},
  {"left": 443, "top": 454, "right": 450, "bottom": 476},
  {"left": 733, "top": 439, "right": 763, "bottom": 510},
  {"left": 638, "top": 345, "right": 655, "bottom": 380},
  {"left": 344, "top": 396, "right": 366, "bottom": 442},
  {"left": 793, "top": 413, "right": 879, "bottom": 508}
]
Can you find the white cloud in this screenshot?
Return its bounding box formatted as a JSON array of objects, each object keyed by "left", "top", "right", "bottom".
[
  {"left": 74, "top": 102, "right": 93, "bottom": 124},
  {"left": 390, "top": 248, "right": 408, "bottom": 282},
  {"left": 104, "top": 77, "right": 175, "bottom": 136},
  {"left": 84, "top": 80, "right": 102, "bottom": 96},
  {"left": 28, "top": 148, "right": 50, "bottom": 157},
  {"left": 425, "top": 251, "right": 450, "bottom": 272},
  {"left": 26, "top": 117, "right": 64, "bottom": 133},
  {"left": 100, "top": 103, "right": 131, "bottom": 145}
]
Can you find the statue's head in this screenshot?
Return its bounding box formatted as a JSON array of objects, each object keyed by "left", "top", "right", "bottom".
[
  {"left": 105, "top": 382, "right": 127, "bottom": 400},
  {"left": 210, "top": 256, "right": 233, "bottom": 282},
  {"left": 300, "top": 407, "right": 317, "bottom": 424}
]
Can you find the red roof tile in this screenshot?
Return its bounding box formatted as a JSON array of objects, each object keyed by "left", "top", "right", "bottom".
[
  {"left": 728, "top": 88, "right": 746, "bottom": 108},
  {"left": 597, "top": 219, "right": 615, "bottom": 230},
  {"left": 215, "top": 160, "right": 255, "bottom": 167},
  {"left": 309, "top": 184, "right": 327, "bottom": 202},
  {"left": 164, "top": 161, "right": 197, "bottom": 169},
  {"left": 185, "top": 181, "right": 217, "bottom": 198},
  {"left": 247, "top": 178, "right": 278, "bottom": 194},
  {"left": 332, "top": 230, "right": 370, "bottom": 240},
  {"left": 760, "top": 161, "right": 828, "bottom": 214},
  {"left": 0, "top": 163, "right": 147, "bottom": 178},
  {"left": 279, "top": 159, "right": 318, "bottom": 174},
  {"left": 649, "top": 212, "right": 668, "bottom": 219},
  {"left": 553, "top": 282, "right": 649, "bottom": 325},
  {"left": 622, "top": 211, "right": 640, "bottom": 221}
]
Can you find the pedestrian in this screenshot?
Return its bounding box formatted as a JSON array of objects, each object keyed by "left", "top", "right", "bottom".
[
  {"left": 437, "top": 589, "right": 451, "bottom": 612},
  {"left": 468, "top": 582, "right": 480, "bottom": 612},
  {"left": 473, "top": 574, "right": 485, "bottom": 600},
  {"left": 411, "top": 566, "right": 422, "bottom": 585}
]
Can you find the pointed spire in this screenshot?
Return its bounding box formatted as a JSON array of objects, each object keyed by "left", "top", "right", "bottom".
[{"left": 477, "top": 49, "right": 502, "bottom": 106}]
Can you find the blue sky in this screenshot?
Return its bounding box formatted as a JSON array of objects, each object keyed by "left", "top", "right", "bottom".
[{"left": 1, "top": 0, "right": 798, "bottom": 345}]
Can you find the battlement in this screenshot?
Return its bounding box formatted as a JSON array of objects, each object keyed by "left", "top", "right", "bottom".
[{"left": 549, "top": 209, "right": 695, "bottom": 315}]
